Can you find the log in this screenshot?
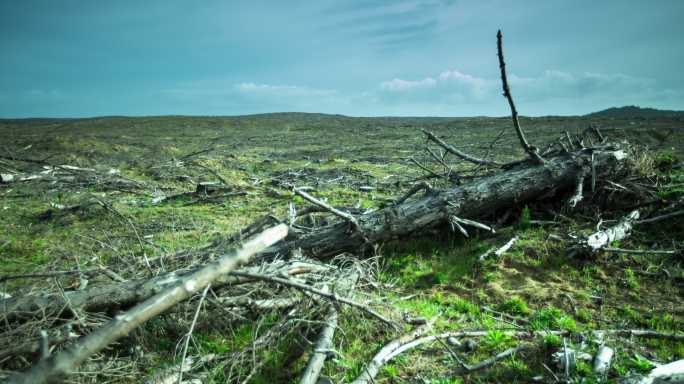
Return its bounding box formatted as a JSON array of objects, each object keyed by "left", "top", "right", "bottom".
[
  {"left": 0, "top": 147, "right": 628, "bottom": 322},
  {"left": 271, "top": 147, "right": 627, "bottom": 259},
  {"left": 0, "top": 259, "right": 327, "bottom": 322}
]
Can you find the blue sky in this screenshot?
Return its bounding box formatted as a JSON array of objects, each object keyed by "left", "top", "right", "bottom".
[{"left": 1, "top": 0, "right": 683, "bottom": 117}]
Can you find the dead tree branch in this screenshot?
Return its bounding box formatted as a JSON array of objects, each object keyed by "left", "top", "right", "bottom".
[
  {"left": 422, "top": 129, "right": 501, "bottom": 166},
  {"left": 351, "top": 321, "right": 434, "bottom": 384},
  {"left": 230, "top": 271, "right": 395, "bottom": 327},
  {"left": 577, "top": 210, "right": 639, "bottom": 253},
  {"left": 496, "top": 30, "right": 544, "bottom": 164},
  {"left": 7, "top": 224, "right": 287, "bottom": 384}
]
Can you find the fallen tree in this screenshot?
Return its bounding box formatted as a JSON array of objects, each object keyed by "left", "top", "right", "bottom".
[{"left": 0, "top": 143, "right": 629, "bottom": 321}]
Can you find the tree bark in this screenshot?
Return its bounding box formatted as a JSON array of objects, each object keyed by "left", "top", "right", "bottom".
[{"left": 273, "top": 148, "right": 626, "bottom": 258}]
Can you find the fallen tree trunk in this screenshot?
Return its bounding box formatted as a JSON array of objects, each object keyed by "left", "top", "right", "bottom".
[
  {"left": 0, "top": 146, "right": 628, "bottom": 322},
  {"left": 271, "top": 146, "right": 626, "bottom": 258}
]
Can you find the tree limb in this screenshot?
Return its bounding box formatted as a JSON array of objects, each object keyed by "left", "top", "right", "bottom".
[
  {"left": 7, "top": 224, "right": 288, "bottom": 384},
  {"left": 496, "top": 30, "right": 544, "bottom": 164}
]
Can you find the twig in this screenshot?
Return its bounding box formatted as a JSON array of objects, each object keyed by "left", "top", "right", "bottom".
[
  {"left": 394, "top": 181, "right": 432, "bottom": 206},
  {"left": 465, "top": 344, "right": 531, "bottom": 372},
  {"left": 408, "top": 157, "right": 443, "bottom": 179},
  {"left": 352, "top": 322, "right": 434, "bottom": 384},
  {"left": 479, "top": 236, "right": 519, "bottom": 262},
  {"left": 496, "top": 30, "right": 544, "bottom": 165},
  {"left": 422, "top": 130, "right": 501, "bottom": 166},
  {"left": 177, "top": 284, "right": 210, "bottom": 384},
  {"left": 230, "top": 271, "right": 395, "bottom": 328},
  {"left": 636, "top": 209, "right": 684, "bottom": 224},
  {"left": 7, "top": 224, "right": 288, "bottom": 384},
  {"left": 446, "top": 206, "right": 495, "bottom": 233},
  {"left": 425, "top": 145, "right": 453, "bottom": 175},
  {"left": 602, "top": 247, "right": 677, "bottom": 255},
  {"left": 294, "top": 188, "right": 363, "bottom": 233},
  {"left": 568, "top": 173, "right": 586, "bottom": 208}
]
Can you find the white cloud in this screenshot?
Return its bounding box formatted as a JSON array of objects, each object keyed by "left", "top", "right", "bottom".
[
  {"left": 375, "top": 68, "right": 681, "bottom": 115},
  {"left": 235, "top": 82, "right": 338, "bottom": 98},
  {"left": 380, "top": 77, "right": 436, "bottom": 91},
  {"left": 152, "top": 69, "right": 682, "bottom": 117}
]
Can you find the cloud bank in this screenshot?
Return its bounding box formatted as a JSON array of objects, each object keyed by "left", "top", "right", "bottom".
[{"left": 151, "top": 68, "right": 682, "bottom": 117}]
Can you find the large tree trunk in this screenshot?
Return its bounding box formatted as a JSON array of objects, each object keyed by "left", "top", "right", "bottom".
[
  {"left": 273, "top": 147, "right": 625, "bottom": 258},
  {"left": 0, "top": 147, "right": 627, "bottom": 322}
]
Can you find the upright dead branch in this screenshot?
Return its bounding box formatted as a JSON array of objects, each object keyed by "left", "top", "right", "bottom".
[
  {"left": 496, "top": 30, "right": 545, "bottom": 165},
  {"left": 7, "top": 224, "right": 288, "bottom": 384}
]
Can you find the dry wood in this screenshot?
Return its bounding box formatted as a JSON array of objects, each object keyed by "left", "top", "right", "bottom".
[
  {"left": 266, "top": 147, "right": 628, "bottom": 260},
  {"left": 422, "top": 129, "right": 501, "bottom": 166},
  {"left": 294, "top": 188, "right": 363, "bottom": 233},
  {"left": 230, "top": 271, "right": 394, "bottom": 327},
  {"left": 465, "top": 344, "right": 531, "bottom": 372},
  {"left": 479, "top": 236, "right": 519, "bottom": 262},
  {"left": 300, "top": 270, "right": 357, "bottom": 384},
  {"left": 352, "top": 321, "right": 434, "bottom": 384},
  {"left": 299, "top": 307, "right": 338, "bottom": 384},
  {"left": 1, "top": 147, "right": 628, "bottom": 324},
  {"left": 0, "top": 259, "right": 324, "bottom": 322},
  {"left": 636, "top": 209, "right": 684, "bottom": 224},
  {"left": 602, "top": 247, "right": 677, "bottom": 255},
  {"left": 496, "top": 30, "right": 544, "bottom": 165},
  {"left": 579, "top": 210, "right": 640, "bottom": 253},
  {"left": 7, "top": 224, "right": 287, "bottom": 384},
  {"left": 352, "top": 328, "right": 682, "bottom": 383},
  {"left": 569, "top": 173, "right": 586, "bottom": 208}
]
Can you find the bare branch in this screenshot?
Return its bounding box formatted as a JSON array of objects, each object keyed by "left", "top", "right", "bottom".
[
  {"left": 7, "top": 224, "right": 288, "bottom": 384},
  {"left": 294, "top": 188, "right": 363, "bottom": 233},
  {"left": 496, "top": 30, "right": 544, "bottom": 164},
  {"left": 422, "top": 129, "right": 501, "bottom": 166},
  {"left": 299, "top": 307, "right": 338, "bottom": 384},
  {"left": 230, "top": 271, "right": 396, "bottom": 328}
]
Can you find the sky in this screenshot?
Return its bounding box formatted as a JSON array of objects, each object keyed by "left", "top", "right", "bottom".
[{"left": 1, "top": 0, "right": 683, "bottom": 118}]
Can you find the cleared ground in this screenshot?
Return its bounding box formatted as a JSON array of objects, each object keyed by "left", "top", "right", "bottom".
[{"left": 1, "top": 114, "right": 682, "bottom": 383}]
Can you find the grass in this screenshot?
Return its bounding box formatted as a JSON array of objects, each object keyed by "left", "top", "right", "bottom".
[{"left": 0, "top": 114, "right": 683, "bottom": 382}]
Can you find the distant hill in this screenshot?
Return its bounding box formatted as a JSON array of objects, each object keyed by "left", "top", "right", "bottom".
[{"left": 586, "top": 106, "right": 684, "bottom": 118}]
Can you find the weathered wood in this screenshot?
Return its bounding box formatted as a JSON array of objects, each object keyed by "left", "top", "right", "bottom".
[
  {"left": 7, "top": 224, "right": 287, "bottom": 384},
  {"left": 496, "top": 30, "right": 545, "bottom": 165},
  {"left": 272, "top": 148, "right": 627, "bottom": 259},
  {"left": 579, "top": 210, "right": 639, "bottom": 253},
  {"left": 0, "top": 258, "right": 323, "bottom": 323}
]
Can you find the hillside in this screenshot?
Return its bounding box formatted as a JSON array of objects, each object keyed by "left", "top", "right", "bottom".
[{"left": 586, "top": 105, "right": 684, "bottom": 118}]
